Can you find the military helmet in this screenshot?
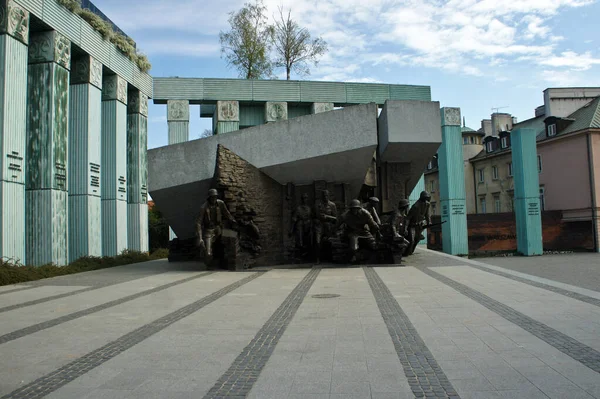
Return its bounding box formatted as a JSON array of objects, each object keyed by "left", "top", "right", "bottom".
[
  {"left": 208, "top": 188, "right": 218, "bottom": 197},
  {"left": 349, "top": 199, "right": 362, "bottom": 209},
  {"left": 398, "top": 199, "right": 410, "bottom": 208},
  {"left": 420, "top": 191, "right": 431, "bottom": 201},
  {"left": 368, "top": 197, "right": 380, "bottom": 203}
]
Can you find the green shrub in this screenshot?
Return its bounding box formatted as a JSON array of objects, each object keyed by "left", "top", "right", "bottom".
[
  {"left": 56, "top": 0, "right": 81, "bottom": 13},
  {"left": 78, "top": 9, "right": 114, "bottom": 40},
  {"left": 0, "top": 249, "right": 169, "bottom": 287}
]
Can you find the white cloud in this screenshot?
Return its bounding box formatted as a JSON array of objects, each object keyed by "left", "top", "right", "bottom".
[
  {"left": 539, "top": 51, "right": 600, "bottom": 71},
  {"left": 540, "top": 69, "right": 587, "bottom": 86}
]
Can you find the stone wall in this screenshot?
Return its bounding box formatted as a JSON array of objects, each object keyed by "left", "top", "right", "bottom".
[
  {"left": 427, "top": 211, "right": 594, "bottom": 254},
  {"left": 214, "top": 145, "right": 284, "bottom": 266}
]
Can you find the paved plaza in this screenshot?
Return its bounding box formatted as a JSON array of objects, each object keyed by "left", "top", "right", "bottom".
[{"left": 0, "top": 249, "right": 599, "bottom": 399}]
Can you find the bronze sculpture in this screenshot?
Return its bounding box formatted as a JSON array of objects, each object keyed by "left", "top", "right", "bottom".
[
  {"left": 313, "top": 190, "right": 338, "bottom": 262},
  {"left": 392, "top": 198, "right": 410, "bottom": 239},
  {"left": 404, "top": 191, "right": 431, "bottom": 255},
  {"left": 290, "top": 193, "right": 313, "bottom": 254},
  {"left": 338, "top": 199, "right": 380, "bottom": 262},
  {"left": 363, "top": 197, "right": 382, "bottom": 226},
  {"left": 195, "top": 188, "right": 237, "bottom": 263}
]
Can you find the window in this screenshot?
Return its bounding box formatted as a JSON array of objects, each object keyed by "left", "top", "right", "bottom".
[
  {"left": 492, "top": 165, "right": 499, "bottom": 180},
  {"left": 427, "top": 161, "right": 432, "bottom": 170},
  {"left": 463, "top": 137, "right": 469, "bottom": 145},
  {"left": 508, "top": 162, "right": 513, "bottom": 177},
  {"left": 547, "top": 124, "right": 556, "bottom": 137},
  {"left": 538, "top": 155, "right": 542, "bottom": 173},
  {"left": 430, "top": 180, "right": 435, "bottom": 193},
  {"left": 470, "top": 137, "right": 475, "bottom": 144},
  {"left": 478, "top": 169, "right": 485, "bottom": 183},
  {"left": 540, "top": 187, "right": 545, "bottom": 211},
  {"left": 501, "top": 137, "right": 508, "bottom": 149},
  {"left": 494, "top": 195, "right": 501, "bottom": 213},
  {"left": 486, "top": 141, "right": 493, "bottom": 152},
  {"left": 480, "top": 197, "right": 487, "bottom": 214}
]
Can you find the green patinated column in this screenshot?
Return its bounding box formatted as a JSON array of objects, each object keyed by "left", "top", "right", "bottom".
[
  {"left": 214, "top": 100, "right": 239, "bottom": 134},
  {"left": 26, "top": 30, "right": 71, "bottom": 266},
  {"left": 127, "top": 89, "right": 149, "bottom": 252},
  {"left": 167, "top": 99, "right": 189, "bottom": 240},
  {"left": 512, "top": 128, "right": 543, "bottom": 256},
  {"left": 101, "top": 74, "right": 128, "bottom": 256},
  {"left": 409, "top": 175, "right": 427, "bottom": 245},
  {"left": 0, "top": 0, "right": 29, "bottom": 264},
  {"left": 68, "top": 55, "right": 102, "bottom": 262},
  {"left": 439, "top": 107, "right": 468, "bottom": 255}
]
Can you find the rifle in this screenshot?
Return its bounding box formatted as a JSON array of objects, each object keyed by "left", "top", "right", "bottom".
[{"left": 422, "top": 220, "right": 447, "bottom": 229}]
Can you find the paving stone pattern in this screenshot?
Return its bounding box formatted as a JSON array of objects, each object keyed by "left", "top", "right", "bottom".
[
  {"left": 469, "top": 263, "right": 600, "bottom": 307},
  {"left": 422, "top": 267, "right": 600, "bottom": 374},
  {"left": 363, "top": 267, "right": 460, "bottom": 399},
  {"left": 203, "top": 267, "right": 322, "bottom": 399},
  {"left": 0, "top": 272, "right": 214, "bottom": 345},
  {"left": 0, "top": 272, "right": 264, "bottom": 399}
]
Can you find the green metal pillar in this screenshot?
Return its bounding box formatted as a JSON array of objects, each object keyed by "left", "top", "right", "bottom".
[
  {"left": 26, "top": 30, "right": 71, "bottom": 266},
  {"left": 167, "top": 99, "right": 189, "bottom": 240},
  {"left": 68, "top": 55, "right": 102, "bottom": 262},
  {"left": 215, "top": 100, "right": 239, "bottom": 134},
  {"left": 127, "top": 89, "right": 149, "bottom": 252},
  {"left": 511, "top": 128, "right": 543, "bottom": 256},
  {"left": 439, "top": 107, "right": 468, "bottom": 255},
  {"left": 0, "top": 0, "right": 29, "bottom": 264},
  {"left": 101, "top": 74, "right": 128, "bottom": 256},
  {"left": 409, "top": 175, "right": 427, "bottom": 245}
]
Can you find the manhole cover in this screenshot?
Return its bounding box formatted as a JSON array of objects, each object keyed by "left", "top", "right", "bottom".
[{"left": 311, "top": 294, "right": 340, "bottom": 299}]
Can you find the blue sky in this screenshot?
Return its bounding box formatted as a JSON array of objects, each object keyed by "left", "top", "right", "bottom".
[{"left": 94, "top": 0, "right": 600, "bottom": 150}]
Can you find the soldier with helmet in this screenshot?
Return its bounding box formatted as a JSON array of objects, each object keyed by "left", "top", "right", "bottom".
[
  {"left": 313, "top": 190, "right": 338, "bottom": 262},
  {"left": 290, "top": 193, "right": 313, "bottom": 253},
  {"left": 392, "top": 198, "right": 411, "bottom": 239},
  {"left": 338, "top": 199, "right": 381, "bottom": 262},
  {"left": 363, "top": 196, "right": 382, "bottom": 226},
  {"left": 405, "top": 191, "right": 432, "bottom": 255},
  {"left": 195, "top": 188, "right": 236, "bottom": 262}
]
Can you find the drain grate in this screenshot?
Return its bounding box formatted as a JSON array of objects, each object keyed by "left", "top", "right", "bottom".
[{"left": 311, "top": 294, "right": 340, "bottom": 299}]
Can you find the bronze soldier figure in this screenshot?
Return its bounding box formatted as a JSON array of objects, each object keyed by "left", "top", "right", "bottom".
[
  {"left": 195, "top": 188, "right": 236, "bottom": 262},
  {"left": 313, "top": 190, "right": 338, "bottom": 263},
  {"left": 290, "top": 193, "right": 313, "bottom": 253},
  {"left": 405, "top": 191, "right": 431, "bottom": 256},
  {"left": 392, "top": 198, "right": 411, "bottom": 239},
  {"left": 338, "top": 199, "right": 381, "bottom": 262},
  {"left": 363, "top": 197, "right": 382, "bottom": 226}
]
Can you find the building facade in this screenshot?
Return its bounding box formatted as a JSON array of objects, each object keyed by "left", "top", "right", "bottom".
[{"left": 0, "top": 0, "right": 152, "bottom": 266}]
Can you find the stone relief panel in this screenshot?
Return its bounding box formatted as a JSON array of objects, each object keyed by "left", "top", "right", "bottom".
[
  {"left": 442, "top": 107, "right": 461, "bottom": 126},
  {"left": 167, "top": 100, "right": 189, "bottom": 121},
  {"left": 0, "top": 0, "right": 29, "bottom": 44},
  {"left": 102, "top": 75, "right": 128, "bottom": 104},
  {"left": 128, "top": 91, "right": 148, "bottom": 116},
  {"left": 265, "top": 102, "right": 288, "bottom": 122},
  {"left": 311, "top": 102, "right": 334, "bottom": 114},
  {"left": 71, "top": 55, "right": 103, "bottom": 88},
  {"left": 217, "top": 101, "right": 239, "bottom": 122},
  {"left": 28, "top": 30, "right": 71, "bottom": 70}
]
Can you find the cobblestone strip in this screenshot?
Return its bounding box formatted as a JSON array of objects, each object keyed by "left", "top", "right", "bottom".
[
  {"left": 0, "top": 286, "right": 35, "bottom": 296},
  {"left": 0, "top": 288, "right": 97, "bottom": 313},
  {"left": 203, "top": 267, "right": 321, "bottom": 399},
  {"left": 0, "top": 272, "right": 215, "bottom": 345},
  {"left": 364, "top": 267, "right": 460, "bottom": 399},
  {"left": 468, "top": 264, "right": 600, "bottom": 307},
  {"left": 0, "top": 272, "right": 265, "bottom": 399},
  {"left": 422, "top": 267, "right": 600, "bottom": 374}
]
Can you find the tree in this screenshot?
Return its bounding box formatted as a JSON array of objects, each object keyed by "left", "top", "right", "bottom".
[
  {"left": 273, "top": 7, "right": 327, "bottom": 80},
  {"left": 199, "top": 128, "right": 213, "bottom": 139},
  {"left": 219, "top": 0, "right": 274, "bottom": 79}
]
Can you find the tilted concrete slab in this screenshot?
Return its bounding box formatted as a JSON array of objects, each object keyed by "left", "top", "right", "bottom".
[
  {"left": 148, "top": 103, "right": 379, "bottom": 238},
  {"left": 378, "top": 100, "right": 442, "bottom": 192}
]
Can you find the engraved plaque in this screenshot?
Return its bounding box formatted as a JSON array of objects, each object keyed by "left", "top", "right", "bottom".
[
  {"left": 442, "top": 107, "right": 461, "bottom": 126},
  {"left": 265, "top": 102, "right": 288, "bottom": 122}
]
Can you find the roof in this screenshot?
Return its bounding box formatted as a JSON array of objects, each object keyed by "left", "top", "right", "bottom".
[
  {"left": 559, "top": 97, "right": 600, "bottom": 135},
  {"left": 461, "top": 126, "right": 475, "bottom": 132}
]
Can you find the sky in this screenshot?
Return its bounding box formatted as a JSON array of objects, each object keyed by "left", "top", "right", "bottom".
[{"left": 93, "top": 0, "right": 600, "bottom": 150}]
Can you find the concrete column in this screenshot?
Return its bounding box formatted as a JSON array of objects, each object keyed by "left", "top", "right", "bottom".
[
  {"left": 26, "top": 30, "right": 71, "bottom": 266},
  {"left": 127, "top": 89, "right": 149, "bottom": 252},
  {"left": 409, "top": 175, "right": 427, "bottom": 245},
  {"left": 511, "top": 128, "right": 543, "bottom": 256},
  {"left": 166, "top": 99, "right": 189, "bottom": 240},
  {"left": 167, "top": 100, "right": 189, "bottom": 143},
  {"left": 68, "top": 55, "right": 102, "bottom": 262},
  {"left": 439, "top": 107, "right": 468, "bottom": 255},
  {"left": 311, "top": 102, "right": 334, "bottom": 114},
  {"left": 0, "top": 0, "right": 29, "bottom": 264},
  {"left": 265, "top": 102, "right": 288, "bottom": 123},
  {"left": 215, "top": 100, "right": 239, "bottom": 134},
  {"left": 101, "top": 74, "right": 128, "bottom": 256}
]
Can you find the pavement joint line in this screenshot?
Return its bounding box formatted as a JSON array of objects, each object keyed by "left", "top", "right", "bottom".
[
  {"left": 419, "top": 247, "right": 600, "bottom": 306},
  {"left": 0, "top": 271, "right": 216, "bottom": 345},
  {"left": 363, "top": 267, "right": 460, "bottom": 399},
  {"left": 203, "top": 266, "right": 321, "bottom": 399},
  {"left": 420, "top": 266, "right": 600, "bottom": 375},
  {"left": 0, "top": 286, "right": 36, "bottom": 296},
  {"left": 0, "top": 271, "right": 266, "bottom": 399}
]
